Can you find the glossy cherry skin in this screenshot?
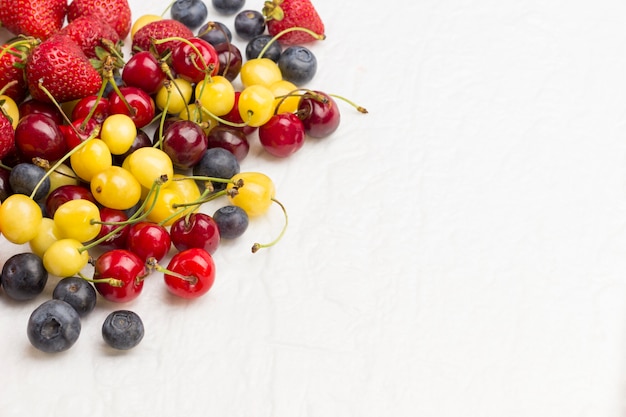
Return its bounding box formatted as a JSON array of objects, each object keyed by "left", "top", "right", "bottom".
[
  {"left": 108, "top": 86, "right": 156, "bottom": 129},
  {"left": 160, "top": 120, "right": 208, "bottom": 169},
  {"left": 171, "top": 37, "right": 220, "bottom": 83},
  {"left": 72, "top": 95, "right": 110, "bottom": 123},
  {"left": 94, "top": 207, "right": 130, "bottom": 250},
  {"left": 258, "top": 112, "right": 306, "bottom": 158},
  {"left": 60, "top": 117, "right": 100, "bottom": 150},
  {"left": 15, "top": 113, "right": 68, "bottom": 162},
  {"left": 164, "top": 248, "right": 215, "bottom": 299},
  {"left": 93, "top": 249, "right": 147, "bottom": 303},
  {"left": 170, "top": 212, "right": 220, "bottom": 254},
  {"left": 297, "top": 91, "right": 341, "bottom": 138},
  {"left": 18, "top": 99, "right": 63, "bottom": 126},
  {"left": 122, "top": 51, "right": 166, "bottom": 95},
  {"left": 214, "top": 42, "right": 242, "bottom": 81},
  {"left": 126, "top": 221, "right": 172, "bottom": 262},
  {"left": 45, "top": 184, "right": 96, "bottom": 218},
  {"left": 206, "top": 125, "right": 249, "bottom": 161}
]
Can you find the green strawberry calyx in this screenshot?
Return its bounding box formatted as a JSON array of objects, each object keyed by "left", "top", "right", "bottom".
[{"left": 262, "top": 0, "right": 285, "bottom": 21}]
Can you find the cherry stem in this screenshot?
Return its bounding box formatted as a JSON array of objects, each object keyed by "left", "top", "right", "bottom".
[
  {"left": 29, "top": 128, "right": 100, "bottom": 200},
  {"left": 153, "top": 81, "right": 173, "bottom": 148},
  {"left": 258, "top": 27, "right": 325, "bottom": 59},
  {"left": 0, "top": 80, "right": 17, "bottom": 97},
  {"left": 196, "top": 102, "right": 248, "bottom": 128},
  {"left": 153, "top": 37, "right": 212, "bottom": 75},
  {"left": 251, "top": 197, "right": 289, "bottom": 253},
  {"left": 146, "top": 257, "right": 198, "bottom": 285},
  {"left": 0, "top": 36, "right": 38, "bottom": 62},
  {"left": 328, "top": 93, "right": 368, "bottom": 114},
  {"left": 80, "top": 76, "right": 110, "bottom": 130},
  {"left": 36, "top": 81, "right": 88, "bottom": 135},
  {"left": 77, "top": 272, "right": 124, "bottom": 288}
]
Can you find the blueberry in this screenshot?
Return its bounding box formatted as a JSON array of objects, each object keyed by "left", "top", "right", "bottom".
[
  {"left": 193, "top": 147, "right": 240, "bottom": 192},
  {"left": 27, "top": 299, "right": 81, "bottom": 353},
  {"left": 245, "top": 34, "right": 281, "bottom": 62},
  {"left": 213, "top": 205, "right": 249, "bottom": 239},
  {"left": 234, "top": 10, "right": 265, "bottom": 41},
  {"left": 278, "top": 46, "right": 317, "bottom": 85},
  {"left": 9, "top": 162, "right": 49, "bottom": 201},
  {"left": 171, "top": 0, "right": 208, "bottom": 30},
  {"left": 52, "top": 277, "right": 97, "bottom": 317},
  {"left": 197, "top": 21, "right": 232, "bottom": 46},
  {"left": 212, "top": 0, "right": 245, "bottom": 15},
  {"left": 102, "top": 310, "right": 144, "bottom": 350},
  {"left": 1, "top": 252, "right": 48, "bottom": 301}
]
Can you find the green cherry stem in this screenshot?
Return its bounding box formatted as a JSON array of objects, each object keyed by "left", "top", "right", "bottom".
[
  {"left": 77, "top": 271, "right": 124, "bottom": 287},
  {"left": 258, "top": 27, "right": 325, "bottom": 59},
  {"left": 328, "top": 93, "right": 369, "bottom": 114},
  {"left": 0, "top": 80, "right": 17, "bottom": 97},
  {"left": 146, "top": 257, "right": 198, "bottom": 284},
  {"left": 251, "top": 197, "right": 289, "bottom": 253}
]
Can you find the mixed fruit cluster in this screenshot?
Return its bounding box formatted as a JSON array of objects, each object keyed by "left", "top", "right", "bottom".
[{"left": 0, "top": 0, "right": 366, "bottom": 353}]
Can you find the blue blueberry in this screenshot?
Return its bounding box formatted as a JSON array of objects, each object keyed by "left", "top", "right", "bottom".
[
  {"left": 102, "top": 310, "right": 144, "bottom": 350},
  {"left": 193, "top": 147, "right": 240, "bottom": 192},
  {"left": 27, "top": 300, "right": 81, "bottom": 353},
  {"left": 52, "top": 277, "right": 97, "bottom": 317},
  {"left": 9, "top": 162, "right": 49, "bottom": 201},
  {"left": 212, "top": 0, "right": 245, "bottom": 15},
  {"left": 171, "top": 0, "right": 209, "bottom": 30},
  {"left": 213, "top": 205, "right": 249, "bottom": 239},
  {"left": 234, "top": 10, "right": 265, "bottom": 41},
  {"left": 278, "top": 46, "right": 317, "bottom": 85},
  {"left": 1, "top": 252, "right": 48, "bottom": 301},
  {"left": 197, "top": 21, "right": 232, "bottom": 46},
  {"left": 245, "top": 34, "right": 281, "bottom": 62}
]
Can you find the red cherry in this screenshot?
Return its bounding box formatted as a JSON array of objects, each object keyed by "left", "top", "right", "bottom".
[
  {"left": 94, "top": 207, "right": 130, "bottom": 250},
  {"left": 18, "top": 99, "right": 64, "bottom": 126},
  {"left": 14, "top": 113, "right": 68, "bottom": 161},
  {"left": 170, "top": 212, "right": 220, "bottom": 254},
  {"left": 258, "top": 112, "right": 305, "bottom": 158},
  {"left": 171, "top": 37, "right": 219, "bottom": 83},
  {"left": 214, "top": 42, "right": 242, "bottom": 82},
  {"left": 122, "top": 51, "right": 166, "bottom": 95},
  {"left": 72, "top": 95, "right": 110, "bottom": 123},
  {"left": 221, "top": 91, "right": 257, "bottom": 135},
  {"left": 161, "top": 119, "right": 208, "bottom": 169},
  {"left": 60, "top": 117, "right": 100, "bottom": 150},
  {"left": 297, "top": 91, "right": 341, "bottom": 138},
  {"left": 108, "top": 86, "right": 156, "bottom": 129},
  {"left": 45, "top": 184, "right": 96, "bottom": 217},
  {"left": 163, "top": 248, "right": 215, "bottom": 299},
  {"left": 126, "top": 221, "right": 172, "bottom": 262},
  {"left": 206, "top": 125, "right": 249, "bottom": 162},
  {"left": 93, "top": 249, "right": 147, "bottom": 303}
]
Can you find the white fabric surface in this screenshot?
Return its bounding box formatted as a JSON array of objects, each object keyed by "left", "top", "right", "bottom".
[{"left": 1, "top": 0, "right": 625, "bottom": 416}]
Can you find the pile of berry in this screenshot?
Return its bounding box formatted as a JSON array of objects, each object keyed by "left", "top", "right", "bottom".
[{"left": 0, "top": 0, "right": 366, "bottom": 353}]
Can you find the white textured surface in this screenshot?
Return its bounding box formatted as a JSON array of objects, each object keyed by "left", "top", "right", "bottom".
[{"left": 2, "top": 0, "right": 626, "bottom": 416}]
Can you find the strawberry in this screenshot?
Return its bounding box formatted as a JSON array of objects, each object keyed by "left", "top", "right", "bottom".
[
  {"left": 25, "top": 35, "right": 103, "bottom": 103},
  {"left": 67, "top": 0, "right": 132, "bottom": 40},
  {"left": 0, "top": 43, "right": 33, "bottom": 104},
  {"left": 131, "top": 19, "right": 194, "bottom": 56},
  {"left": 263, "top": 0, "right": 325, "bottom": 45},
  {"left": 0, "top": 111, "right": 15, "bottom": 161},
  {"left": 54, "top": 15, "right": 120, "bottom": 59},
  {"left": 0, "top": 0, "right": 68, "bottom": 40}
]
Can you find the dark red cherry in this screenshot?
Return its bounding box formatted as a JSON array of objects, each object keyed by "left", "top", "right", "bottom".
[
  {"left": 122, "top": 51, "right": 166, "bottom": 95},
  {"left": 18, "top": 99, "right": 63, "bottom": 126},
  {"left": 45, "top": 184, "right": 96, "bottom": 218},
  {"left": 14, "top": 113, "right": 68, "bottom": 161},
  {"left": 126, "top": 221, "right": 172, "bottom": 262},
  {"left": 206, "top": 125, "right": 249, "bottom": 162},
  {"left": 93, "top": 249, "right": 147, "bottom": 303},
  {"left": 108, "top": 86, "right": 156, "bottom": 129},
  {"left": 258, "top": 112, "right": 305, "bottom": 158},
  {"left": 214, "top": 42, "right": 242, "bottom": 81},
  {"left": 112, "top": 129, "right": 152, "bottom": 166},
  {"left": 170, "top": 212, "right": 220, "bottom": 254},
  {"left": 297, "top": 91, "right": 341, "bottom": 138},
  {"left": 161, "top": 120, "right": 208, "bottom": 169}
]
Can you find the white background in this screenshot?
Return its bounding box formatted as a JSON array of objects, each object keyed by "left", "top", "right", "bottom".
[{"left": 1, "top": 0, "right": 626, "bottom": 416}]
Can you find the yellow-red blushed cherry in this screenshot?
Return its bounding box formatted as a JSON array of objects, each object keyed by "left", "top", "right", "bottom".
[
  {"left": 0, "top": 194, "right": 43, "bottom": 244},
  {"left": 238, "top": 85, "right": 275, "bottom": 127},
  {"left": 227, "top": 172, "right": 275, "bottom": 217}
]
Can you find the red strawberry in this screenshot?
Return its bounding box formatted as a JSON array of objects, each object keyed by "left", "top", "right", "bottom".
[
  {"left": 131, "top": 19, "right": 194, "bottom": 56},
  {"left": 25, "top": 35, "right": 103, "bottom": 103},
  {"left": 0, "top": 43, "right": 32, "bottom": 104},
  {"left": 0, "top": 111, "right": 15, "bottom": 160},
  {"left": 0, "top": 0, "right": 68, "bottom": 40},
  {"left": 67, "top": 0, "right": 132, "bottom": 40},
  {"left": 263, "top": 0, "right": 325, "bottom": 45},
  {"left": 54, "top": 15, "right": 120, "bottom": 59}
]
